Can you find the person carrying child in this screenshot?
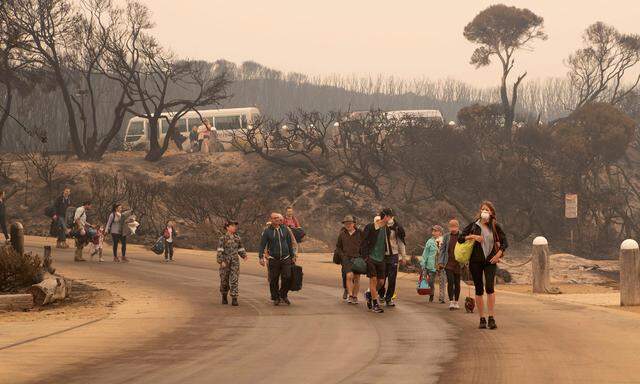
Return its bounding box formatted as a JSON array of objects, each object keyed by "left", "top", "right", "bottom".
[
  {"left": 217, "top": 220, "right": 247, "bottom": 306},
  {"left": 421, "top": 225, "right": 443, "bottom": 303}
]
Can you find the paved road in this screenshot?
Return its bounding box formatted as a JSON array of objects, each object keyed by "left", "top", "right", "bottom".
[{"left": 2, "top": 238, "right": 640, "bottom": 384}]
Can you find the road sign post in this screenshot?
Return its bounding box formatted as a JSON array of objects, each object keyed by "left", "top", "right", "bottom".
[
  {"left": 565, "top": 194, "right": 578, "bottom": 253},
  {"left": 620, "top": 239, "right": 640, "bottom": 306}
]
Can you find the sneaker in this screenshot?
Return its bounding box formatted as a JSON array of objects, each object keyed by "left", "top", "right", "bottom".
[
  {"left": 365, "top": 290, "right": 372, "bottom": 310},
  {"left": 273, "top": 298, "right": 280, "bottom": 306},
  {"left": 282, "top": 297, "right": 291, "bottom": 306},
  {"left": 439, "top": 299, "right": 446, "bottom": 304},
  {"left": 454, "top": 301, "right": 460, "bottom": 310},
  {"left": 429, "top": 295, "right": 434, "bottom": 303},
  {"left": 222, "top": 294, "right": 228, "bottom": 305},
  {"left": 479, "top": 317, "right": 487, "bottom": 329},
  {"left": 372, "top": 304, "right": 384, "bottom": 313},
  {"left": 449, "top": 302, "right": 455, "bottom": 310},
  {"left": 385, "top": 299, "right": 396, "bottom": 307},
  {"left": 351, "top": 296, "right": 359, "bottom": 305},
  {"left": 231, "top": 297, "right": 238, "bottom": 306},
  {"left": 488, "top": 316, "right": 497, "bottom": 330},
  {"left": 113, "top": 257, "right": 120, "bottom": 263},
  {"left": 99, "top": 256, "right": 104, "bottom": 263},
  {"left": 343, "top": 290, "right": 348, "bottom": 301}
]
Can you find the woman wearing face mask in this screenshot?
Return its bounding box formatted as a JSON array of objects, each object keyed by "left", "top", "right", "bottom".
[{"left": 459, "top": 201, "right": 508, "bottom": 330}]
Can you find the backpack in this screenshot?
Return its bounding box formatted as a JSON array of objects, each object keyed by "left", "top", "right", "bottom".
[{"left": 290, "top": 227, "right": 306, "bottom": 243}]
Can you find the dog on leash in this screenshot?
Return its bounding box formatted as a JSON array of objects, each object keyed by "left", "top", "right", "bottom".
[{"left": 465, "top": 296, "right": 475, "bottom": 313}]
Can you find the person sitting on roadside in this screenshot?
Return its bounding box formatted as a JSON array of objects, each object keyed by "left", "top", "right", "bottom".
[
  {"left": 335, "top": 215, "right": 364, "bottom": 304},
  {"left": 258, "top": 213, "right": 296, "bottom": 306},
  {"left": 360, "top": 208, "right": 395, "bottom": 314},
  {"left": 440, "top": 219, "right": 462, "bottom": 310},
  {"left": 421, "top": 225, "right": 443, "bottom": 303}
]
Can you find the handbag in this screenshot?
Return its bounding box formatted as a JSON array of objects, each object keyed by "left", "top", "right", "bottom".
[
  {"left": 289, "top": 264, "right": 303, "bottom": 291},
  {"left": 351, "top": 257, "right": 367, "bottom": 275},
  {"left": 151, "top": 236, "right": 165, "bottom": 255},
  {"left": 417, "top": 271, "right": 432, "bottom": 295},
  {"left": 454, "top": 240, "right": 474, "bottom": 264},
  {"left": 332, "top": 251, "right": 342, "bottom": 265}
]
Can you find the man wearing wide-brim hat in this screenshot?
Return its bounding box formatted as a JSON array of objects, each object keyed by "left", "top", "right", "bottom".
[{"left": 335, "top": 214, "right": 364, "bottom": 304}]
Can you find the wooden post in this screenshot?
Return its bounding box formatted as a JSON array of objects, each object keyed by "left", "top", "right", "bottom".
[
  {"left": 43, "top": 245, "right": 55, "bottom": 274},
  {"left": 532, "top": 236, "right": 550, "bottom": 294},
  {"left": 620, "top": 239, "right": 640, "bottom": 306},
  {"left": 9, "top": 221, "right": 24, "bottom": 255}
]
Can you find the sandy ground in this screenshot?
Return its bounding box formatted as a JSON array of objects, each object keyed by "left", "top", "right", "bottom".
[{"left": 2, "top": 236, "right": 640, "bottom": 384}]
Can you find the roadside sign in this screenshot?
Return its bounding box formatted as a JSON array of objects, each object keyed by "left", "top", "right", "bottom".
[{"left": 565, "top": 194, "right": 578, "bottom": 219}]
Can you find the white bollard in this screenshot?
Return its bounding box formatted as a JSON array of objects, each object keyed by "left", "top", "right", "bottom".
[
  {"left": 620, "top": 239, "right": 640, "bottom": 306},
  {"left": 532, "top": 236, "right": 550, "bottom": 294}
]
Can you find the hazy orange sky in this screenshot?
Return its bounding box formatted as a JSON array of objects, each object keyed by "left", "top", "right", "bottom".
[{"left": 146, "top": 0, "right": 639, "bottom": 86}]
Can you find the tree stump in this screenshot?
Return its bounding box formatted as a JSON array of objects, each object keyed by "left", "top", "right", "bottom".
[
  {"left": 0, "top": 294, "right": 34, "bottom": 311},
  {"left": 28, "top": 273, "right": 71, "bottom": 306},
  {"left": 620, "top": 239, "right": 640, "bottom": 306},
  {"left": 532, "top": 236, "right": 551, "bottom": 294},
  {"left": 9, "top": 222, "right": 24, "bottom": 255}
]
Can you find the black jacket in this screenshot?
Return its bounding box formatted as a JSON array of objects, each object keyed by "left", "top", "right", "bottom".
[
  {"left": 0, "top": 199, "right": 5, "bottom": 220},
  {"left": 458, "top": 220, "right": 508, "bottom": 264},
  {"left": 54, "top": 195, "right": 71, "bottom": 216}
]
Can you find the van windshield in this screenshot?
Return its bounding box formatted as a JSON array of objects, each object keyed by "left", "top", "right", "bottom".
[{"left": 215, "top": 115, "right": 241, "bottom": 131}]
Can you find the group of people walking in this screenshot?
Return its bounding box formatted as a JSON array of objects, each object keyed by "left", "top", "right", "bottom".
[
  {"left": 44, "top": 186, "right": 507, "bottom": 329},
  {"left": 334, "top": 202, "right": 508, "bottom": 330}
]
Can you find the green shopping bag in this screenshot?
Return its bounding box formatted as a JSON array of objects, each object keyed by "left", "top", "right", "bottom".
[
  {"left": 454, "top": 240, "right": 474, "bottom": 264},
  {"left": 351, "top": 257, "right": 368, "bottom": 275}
]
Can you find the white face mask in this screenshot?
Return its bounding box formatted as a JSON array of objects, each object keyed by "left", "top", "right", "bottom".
[
  {"left": 480, "top": 210, "right": 491, "bottom": 221},
  {"left": 387, "top": 219, "right": 395, "bottom": 227}
]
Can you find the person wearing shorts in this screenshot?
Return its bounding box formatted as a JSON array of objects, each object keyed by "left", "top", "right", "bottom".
[
  {"left": 335, "top": 215, "right": 364, "bottom": 304},
  {"left": 360, "top": 208, "right": 395, "bottom": 314}
]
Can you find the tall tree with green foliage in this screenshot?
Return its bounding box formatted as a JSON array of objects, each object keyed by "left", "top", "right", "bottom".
[{"left": 463, "top": 4, "right": 547, "bottom": 140}]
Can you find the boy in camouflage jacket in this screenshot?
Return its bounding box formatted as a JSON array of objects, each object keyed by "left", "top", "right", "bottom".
[{"left": 217, "top": 220, "right": 247, "bottom": 306}]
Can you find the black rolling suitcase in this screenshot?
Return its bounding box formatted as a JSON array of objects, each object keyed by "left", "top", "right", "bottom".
[{"left": 289, "top": 264, "right": 303, "bottom": 291}]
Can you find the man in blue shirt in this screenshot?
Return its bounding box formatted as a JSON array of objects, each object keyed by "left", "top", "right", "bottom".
[{"left": 259, "top": 212, "right": 297, "bottom": 306}]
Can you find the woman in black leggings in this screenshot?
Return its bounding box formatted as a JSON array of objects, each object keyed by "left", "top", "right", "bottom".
[
  {"left": 439, "top": 219, "right": 462, "bottom": 309},
  {"left": 459, "top": 201, "right": 508, "bottom": 330},
  {"left": 106, "top": 204, "right": 128, "bottom": 262}
]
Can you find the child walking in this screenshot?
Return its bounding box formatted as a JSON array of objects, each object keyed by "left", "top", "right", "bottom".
[
  {"left": 217, "top": 220, "right": 247, "bottom": 306},
  {"left": 163, "top": 220, "right": 177, "bottom": 262},
  {"left": 421, "top": 225, "right": 443, "bottom": 302},
  {"left": 90, "top": 226, "right": 105, "bottom": 263},
  {"left": 440, "top": 219, "right": 462, "bottom": 310}
]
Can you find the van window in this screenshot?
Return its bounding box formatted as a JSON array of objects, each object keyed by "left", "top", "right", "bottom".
[
  {"left": 176, "top": 118, "right": 188, "bottom": 133},
  {"left": 188, "top": 117, "right": 202, "bottom": 130},
  {"left": 128, "top": 121, "right": 144, "bottom": 136},
  {"left": 215, "top": 115, "right": 241, "bottom": 131},
  {"left": 159, "top": 120, "right": 167, "bottom": 134}
]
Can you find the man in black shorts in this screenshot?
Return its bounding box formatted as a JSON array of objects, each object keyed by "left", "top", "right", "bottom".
[{"left": 360, "top": 208, "right": 394, "bottom": 313}]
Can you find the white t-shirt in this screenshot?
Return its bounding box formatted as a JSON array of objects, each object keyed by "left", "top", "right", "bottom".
[{"left": 74, "top": 206, "right": 87, "bottom": 227}]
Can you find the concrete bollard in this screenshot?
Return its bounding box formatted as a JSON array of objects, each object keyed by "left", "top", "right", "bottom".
[
  {"left": 532, "top": 236, "right": 550, "bottom": 294},
  {"left": 620, "top": 239, "right": 640, "bottom": 306}
]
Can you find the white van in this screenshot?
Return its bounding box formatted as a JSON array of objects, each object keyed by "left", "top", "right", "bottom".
[{"left": 123, "top": 107, "right": 261, "bottom": 151}]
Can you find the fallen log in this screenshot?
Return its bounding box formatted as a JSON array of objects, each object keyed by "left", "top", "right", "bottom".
[
  {"left": 28, "top": 273, "right": 71, "bottom": 306},
  {"left": 0, "top": 294, "right": 34, "bottom": 311}
]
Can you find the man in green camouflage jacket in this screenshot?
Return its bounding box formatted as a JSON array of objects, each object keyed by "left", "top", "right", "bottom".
[{"left": 217, "top": 220, "right": 247, "bottom": 306}]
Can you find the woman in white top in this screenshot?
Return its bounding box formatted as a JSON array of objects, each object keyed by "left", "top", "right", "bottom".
[{"left": 106, "top": 203, "right": 129, "bottom": 263}]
